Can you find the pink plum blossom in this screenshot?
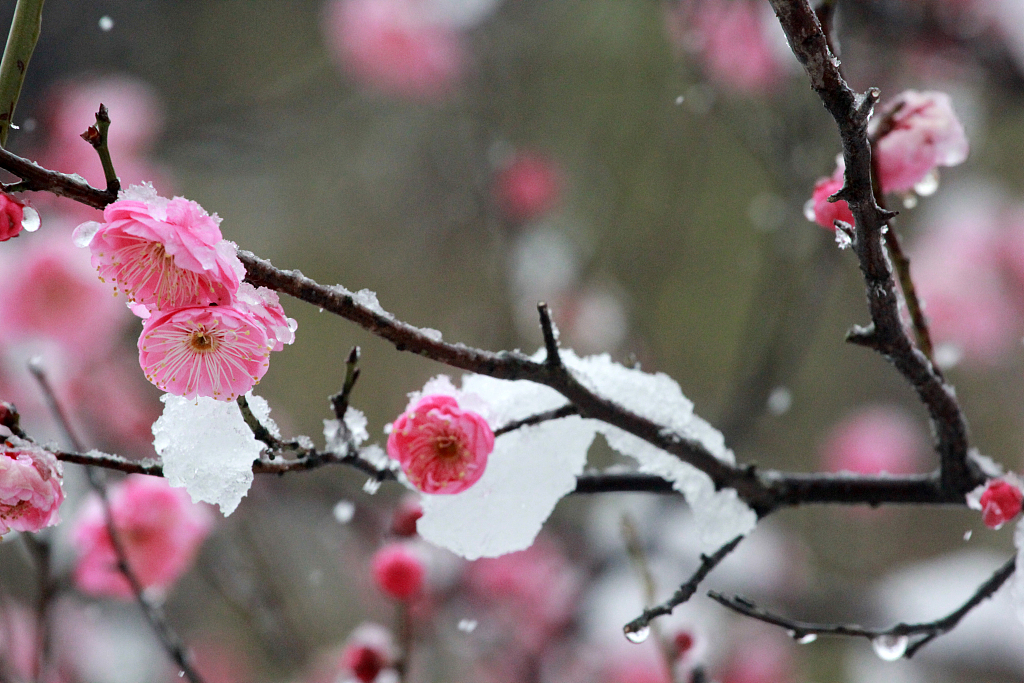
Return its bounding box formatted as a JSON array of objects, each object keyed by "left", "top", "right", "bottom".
[
  {"left": 73, "top": 184, "right": 244, "bottom": 310},
  {"left": 978, "top": 479, "right": 1023, "bottom": 529},
  {"left": 821, "top": 406, "right": 926, "bottom": 475},
  {"left": 0, "top": 439, "right": 64, "bottom": 535},
  {"left": 0, "top": 193, "right": 35, "bottom": 242},
  {"left": 138, "top": 304, "right": 272, "bottom": 401},
  {"left": 371, "top": 543, "right": 425, "bottom": 600},
  {"left": 72, "top": 474, "right": 214, "bottom": 599},
  {"left": 387, "top": 394, "right": 493, "bottom": 494},
  {"left": 807, "top": 172, "right": 854, "bottom": 230},
  {"left": 494, "top": 152, "right": 562, "bottom": 221},
  {"left": 870, "top": 90, "right": 969, "bottom": 194},
  {"left": 0, "top": 236, "right": 127, "bottom": 357},
  {"left": 323, "top": 0, "right": 465, "bottom": 100}
]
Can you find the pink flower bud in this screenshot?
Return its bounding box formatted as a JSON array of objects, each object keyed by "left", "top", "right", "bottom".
[
  {"left": 73, "top": 184, "right": 244, "bottom": 310},
  {"left": 390, "top": 496, "right": 423, "bottom": 537},
  {"left": 387, "top": 394, "right": 493, "bottom": 494},
  {"left": 0, "top": 193, "right": 39, "bottom": 242},
  {"left": 979, "top": 480, "right": 1023, "bottom": 529},
  {"left": 72, "top": 474, "right": 214, "bottom": 599},
  {"left": 342, "top": 644, "right": 389, "bottom": 683},
  {"left": 871, "top": 90, "right": 969, "bottom": 194},
  {"left": 494, "top": 152, "right": 562, "bottom": 221},
  {"left": 0, "top": 440, "right": 64, "bottom": 535},
  {"left": 807, "top": 173, "right": 854, "bottom": 230},
  {"left": 371, "top": 543, "right": 425, "bottom": 600}
]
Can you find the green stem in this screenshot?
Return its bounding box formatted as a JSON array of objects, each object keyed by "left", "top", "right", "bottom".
[{"left": 0, "top": 0, "right": 45, "bottom": 147}]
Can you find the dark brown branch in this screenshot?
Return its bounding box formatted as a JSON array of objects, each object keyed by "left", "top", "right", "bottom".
[
  {"left": 329, "top": 346, "right": 362, "bottom": 421},
  {"left": 767, "top": 0, "right": 982, "bottom": 496},
  {"left": 493, "top": 404, "right": 580, "bottom": 437},
  {"left": 623, "top": 535, "right": 745, "bottom": 638},
  {"left": 537, "top": 302, "right": 562, "bottom": 368},
  {"left": 708, "top": 553, "right": 1016, "bottom": 658}
]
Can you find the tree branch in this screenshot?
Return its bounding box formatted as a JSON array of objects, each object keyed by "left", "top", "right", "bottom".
[{"left": 708, "top": 553, "right": 1016, "bottom": 658}]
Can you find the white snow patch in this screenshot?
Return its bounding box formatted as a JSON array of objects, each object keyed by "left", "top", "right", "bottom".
[{"left": 152, "top": 393, "right": 271, "bottom": 515}]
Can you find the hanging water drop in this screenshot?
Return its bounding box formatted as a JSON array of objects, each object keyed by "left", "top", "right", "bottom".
[
  {"left": 914, "top": 169, "right": 940, "bottom": 197},
  {"left": 624, "top": 624, "right": 651, "bottom": 644},
  {"left": 363, "top": 478, "right": 382, "bottom": 494},
  {"left": 795, "top": 633, "right": 818, "bottom": 645},
  {"left": 21, "top": 207, "right": 39, "bottom": 233},
  {"left": 872, "top": 634, "right": 909, "bottom": 661}
]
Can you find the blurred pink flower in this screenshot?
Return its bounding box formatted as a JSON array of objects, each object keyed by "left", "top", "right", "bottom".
[
  {"left": 390, "top": 495, "right": 423, "bottom": 536},
  {"left": 387, "top": 394, "right": 493, "bottom": 494},
  {"left": 72, "top": 474, "right": 214, "bottom": 599},
  {"left": 0, "top": 236, "right": 127, "bottom": 358},
  {"left": 668, "top": 0, "right": 788, "bottom": 95},
  {"left": 465, "top": 535, "right": 581, "bottom": 652},
  {"left": 978, "top": 479, "right": 1022, "bottom": 529},
  {"left": 871, "top": 90, "right": 969, "bottom": 194},
  {"left": 807, "top": 172, "right": 854, "bottom": 230},
  {"left": 494, "top": 152, "right": 562, "bottom": 221},
  {"left": 371, "top": 543, "right": 425, "bottom": 600},
  {"left": 323, "top": 0, "right": 465, "bottom": 100},
  {"left": 73, "top": 184, "right": 244, "bottom": 310},
  {"left": 138, "top": 304, "right": 272, "bottom": 401},
  {"left": 821, "top": 406, "right": 927, "bottom": 475},
  {"left": 0, "top": 439, "right": 64, "bottom": 535}
]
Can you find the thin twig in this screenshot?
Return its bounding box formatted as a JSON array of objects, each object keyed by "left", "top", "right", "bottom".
[
  {"left": 537, "top": 302, "right": 562, "bottom": 367},
  {"left": 0, "top": 0, "right": 44, "bottom": 147},
  {"left": 28, "top": 362, "right": 207, "bottom": 683},
  {"left": 493, "top": 404, "right": 580, "bottom": 437},
  {"left": 623, "top": 535, "right": 745, "bottom": 637},
  {"left": 329, "top": 346, "right": 362, "bottom": 421},
  {"left": 708, "top": 553, "right": 1015, "bottom": 658},
  {"left": 80, "top": 104, "right": 120, "bottom": 194},
  {"left": 621, "top": 514, "right": 676, "bottom": 675}
]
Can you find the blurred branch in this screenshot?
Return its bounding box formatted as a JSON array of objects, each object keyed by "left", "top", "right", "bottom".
[
  {"left": 0, "top": 0, "right": 43, "bottom": 147},
  {"left": 493, "top": 404, "right": 580, "bottom": 437},
  {"left": 708, "top": 553, "right": 1016, "bottom": 658},
  {"left": 767, "top": 0, "right": 983, "bottom": 495},
  {"left": 28, "top": 362, "right": 207, "bottom": 683}
]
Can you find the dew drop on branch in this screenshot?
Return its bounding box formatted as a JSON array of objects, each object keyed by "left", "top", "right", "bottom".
[
  {"left": 872, "top": 634, "right": 909, "bottom": 661},
  {"left": 624, "top": 625, "right": 650, "bottom": 644},
  {"left": 788, "top": 631, "right": 817, "bottom": 644}
]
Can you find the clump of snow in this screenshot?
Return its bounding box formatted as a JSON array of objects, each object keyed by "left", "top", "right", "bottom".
[
  {"left": 152, "top": 392, "right": 271, "bottom": 515},
  {"left": 324, "top": 407, "right": 369, "bottom": 454},
  {"left": 413, "top": 351, "right": 756, "bottom": 559},
  {"left": 418, "top": 327, "right": 443, "bottom": 342}
]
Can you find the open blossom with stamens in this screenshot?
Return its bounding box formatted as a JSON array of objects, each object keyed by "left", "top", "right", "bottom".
[
  {"left": 387, "top": 394, "right": 494, "bottom": 494},
  {"left": 72, "top": 474, "right": 214, "bottom": 599},
  {"left": 138, "top": 304, "right": 272, "bottom": 401},
  {"left": 233, "top": 283, "right": 297, "bottom": 352},
  {"left": 73, "top": 183, "right": 244, "bottom": 310},
  {"left": 0, "top": 440, "right": 63, "bottom": 535}
]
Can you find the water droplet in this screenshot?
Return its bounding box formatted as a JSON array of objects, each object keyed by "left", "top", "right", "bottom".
[
  {"left": 901, "top": 192, "right": 918, "bottom": 209},
  {"left": 21, "top": 207, "right": 40, "bottom": 233},
  {"left": 767, "top": 386, "right": 792, "bottom": 416},
  {"left": 914, "top": 169, "right": 939, "bottom": 197},
  {"left": 803, "top": 198, "right": 817, "bottom": 222},
  {"left": 98, "top": 15, "right": 114, "bottom": 31},
  {"left": 363, "top": 478, "right": 382, "bottom": 494},
  {"left": 795, "top": 633, "right": 817, "bottom": 645},
  {"left": 624, "top": 625, "right": 650, "bottom": 644},
  {"left": 963, "top": 529, "right": 972, "bottom": 541},
  {"left": 872, "top": 634, "right": 909, "bottom": 661},
  {"left": 457, "top": 618, "right": 478, "bottom": 633},
  {"left": 333, "top": 500, "right": 355, "bottom": 523}
]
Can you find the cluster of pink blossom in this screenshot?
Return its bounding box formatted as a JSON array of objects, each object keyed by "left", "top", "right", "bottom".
[
  {"left": 72, "top": 474, "right": 214, "bottom": 598},
  {"left": 322, "top": 0, "right": 501, "bottom": 100},
  {"left": 493, "top": 152, "right": 563, "bottom": 223},
  {"left": 819, "top": 406, "right": 927, "bottom": 476},
  {"left": 663, "top": 0, "right": 792, "bottom": 96},
  {"left": 0, "top": 437, "right": 64, "bottom": 536},
  {"left": 73, "top": 184, "right": 296, "bottom": 401},
  {"left": 387, "top": 393, "right": 494, "bottom": 494},
  {"left": 807, "top": 90, "right": 969, "bottom": 229},
  {"left": 0, "top": 192, "right": 38, "bottom": 242}
]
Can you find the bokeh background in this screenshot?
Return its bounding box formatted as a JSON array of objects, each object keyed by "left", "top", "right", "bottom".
[{"left": 2, "top": 0, "right": 1024, "bottom": 681}]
